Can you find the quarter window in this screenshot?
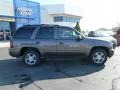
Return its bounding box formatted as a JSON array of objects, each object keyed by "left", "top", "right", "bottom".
[{"left": 13, "top": 26, "right": 35, "bottom": 39}]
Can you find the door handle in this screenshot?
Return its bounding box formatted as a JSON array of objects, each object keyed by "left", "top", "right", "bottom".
[
  {"left": 36, "top": 41, "right": 40, "bottom": 44},
  {"left": 59, "top": 42, "right": 64, "bottom": 45}
]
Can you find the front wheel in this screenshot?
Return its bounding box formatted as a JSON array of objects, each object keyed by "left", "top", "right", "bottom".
[
  {"left": 23, "top": 50, "right": 40, "bottom": 66},
  {"left": 89, "top": 49, "right": 108, "bottom": 65}
]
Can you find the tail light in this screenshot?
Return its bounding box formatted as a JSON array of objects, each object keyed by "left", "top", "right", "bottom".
[{"left": 10, "top": 40, "right": 13, "bottom": 48}]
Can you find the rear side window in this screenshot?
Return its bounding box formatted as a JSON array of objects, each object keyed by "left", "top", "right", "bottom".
[
  {"left": 36, "top": 27, "right": 54, "bottom": 39},
  {"left": 13, "top": 26, "right": 35, "bottom": 39}
]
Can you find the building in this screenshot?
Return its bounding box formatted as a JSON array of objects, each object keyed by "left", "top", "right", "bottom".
[
  {"left": 0, "top": 0, "right": 40, "bottom": 40},
  {"left": 0, "top": 0, "right": 83, "bottom": 41},
  {"left": 0, "top": 0, "right": 15, "bottom": 40},
  {"left": 41, "top": 4, "right": 83, "bottom": 27}
]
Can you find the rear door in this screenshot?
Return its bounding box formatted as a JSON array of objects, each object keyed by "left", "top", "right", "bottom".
[{"left": 34, "top": 26, "right": 57, "bottom": 56}]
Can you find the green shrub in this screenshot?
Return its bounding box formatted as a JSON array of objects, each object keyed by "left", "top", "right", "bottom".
[
  {"left": 75, "top": 22, "right": 81, "bottom": 32},
  {"left": 117, "top": 28, "right": 120, "bottom": 34}
]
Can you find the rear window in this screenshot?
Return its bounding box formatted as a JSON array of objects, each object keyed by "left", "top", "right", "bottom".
[{"left": 13, "top": 26, "right": 35, "bottom": 39}]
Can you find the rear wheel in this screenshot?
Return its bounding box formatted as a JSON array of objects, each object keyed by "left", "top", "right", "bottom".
[
  {"left": 89, "top": 49, "right": 108, "bottom": 65},
  {"left": 23, "top": 50, "right": 40, "bottom": 66}
]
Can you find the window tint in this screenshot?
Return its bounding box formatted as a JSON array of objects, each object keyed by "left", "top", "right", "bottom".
[
  {"left": 58, "top": 27, "right": 78, "bottom": 39},
  {"left": 36, "top": 27, "right": 54, "bottom": 39},
  {"left": 13, "top": 26, "right": 35, "bottom": 39}
]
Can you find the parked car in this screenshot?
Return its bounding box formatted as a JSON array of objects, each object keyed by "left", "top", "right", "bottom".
[
  {"left": 114, "top": 29, "right": 120, "bottom": 46},
  {"left": 0, "top": 31, "right": 4, "bottom": 40},
  {"left": 106, "top": 31, "right": 115, "bottom": 36},
  {"left": 9, "top": 24, "right": 115, "bottom": 66},
  {"left": 88, "top": 31, "right": 117, "bottom": 48},
  {"left": 0, "top": 30, "right": 10, "bottom": 40},
  {"left": 114, "top": 34, "right": 120, "bottom": 46},
  {"left": 0, "top": 36, "right": 3, "bottom": 40}
]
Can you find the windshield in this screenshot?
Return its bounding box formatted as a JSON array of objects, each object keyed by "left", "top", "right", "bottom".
[{"left": 74, "top": 29, "right": 86, "bottom": 37}]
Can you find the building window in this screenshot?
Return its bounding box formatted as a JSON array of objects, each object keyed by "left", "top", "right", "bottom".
[
  {"left": 0, "top": 21, "right": 15, "bottom": 40},
  {"left": 54, "top": 16, "right": 63, "bottom": 22},
  {"left": 54, "top": 16, "right": 80, "bottom": 23}
]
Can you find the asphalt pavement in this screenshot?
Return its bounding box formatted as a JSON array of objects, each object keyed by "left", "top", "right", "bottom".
[{"left": 0, "top": 47, "right": 120, "bottom": 90}]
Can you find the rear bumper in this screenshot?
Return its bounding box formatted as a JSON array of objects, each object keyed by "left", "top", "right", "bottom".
[{"left": 9, "top": 48, "right": 20, "bottom": 57}]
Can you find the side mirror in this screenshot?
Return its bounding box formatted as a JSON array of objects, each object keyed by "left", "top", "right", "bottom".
[{"left": 76, "top": 35, "right": 83, "bottom": 41}]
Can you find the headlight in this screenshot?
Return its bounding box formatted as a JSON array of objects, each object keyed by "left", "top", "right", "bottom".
[{"left": 111, "top": 39, "right": 117, "bottom": 49}]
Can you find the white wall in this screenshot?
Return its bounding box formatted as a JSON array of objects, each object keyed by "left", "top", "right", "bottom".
[
  {"left": 42, "top": 4, "right": 83, "bottom": 17},
  {"left": 40, "top": 4, "right": 82, "bottom": 27},
  {"left": 54, "top": 22, "right": 76, "bottom": 27},
  {"left": 40, "top": 7, "right": 54, "bottom": 24},
  {"left": 42, "top": 4, "right": 65, "bottom": 15},
  {"left": 64, "top": 5, "right": 83, "bottom": 17},
  {"left": 0, "top": 0, "right": 14, "bottom": 16}
]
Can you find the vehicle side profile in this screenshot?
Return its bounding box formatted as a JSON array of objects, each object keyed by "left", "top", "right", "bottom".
[{"left": 9, "top": 24, "right": 115, "bottom": 66}]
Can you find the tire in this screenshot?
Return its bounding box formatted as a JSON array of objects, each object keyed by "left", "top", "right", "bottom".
[
  {"left": 89, "top": 49, "right": 108, "bottom": 65},
  {"left": 23, "top": 50, "right": 40, "bottom": 66}
]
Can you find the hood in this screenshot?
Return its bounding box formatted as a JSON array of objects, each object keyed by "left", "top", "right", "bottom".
[{"left": 87, "top": 36, "right": 117, "bottom": 44}]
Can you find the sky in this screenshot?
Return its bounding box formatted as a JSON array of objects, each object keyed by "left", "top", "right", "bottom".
[{"left": 31, "top": 0, "right": 120, "bottom": 30}]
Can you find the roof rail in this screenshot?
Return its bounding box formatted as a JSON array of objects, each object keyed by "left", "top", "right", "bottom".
[
  {"left": 40, "top": 24, "right": 60, "bottom": 26},
  {"left": 23, "top": 24, "right": 60, "bottom": 26}
]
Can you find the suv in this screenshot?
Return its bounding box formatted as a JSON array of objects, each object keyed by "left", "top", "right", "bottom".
[{"left": 9, "top": 24, "right": 115, "bottom": 66}]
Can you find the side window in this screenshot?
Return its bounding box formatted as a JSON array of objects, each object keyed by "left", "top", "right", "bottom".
[
  {"left": 36, "top": 27, "right": 54, "bottom": 39},
  {"left": 58, "top": 27, "right": 78, "bottom": 39},
  {"left": 13, "top": 26, "right": 35, "bottom": 39}
]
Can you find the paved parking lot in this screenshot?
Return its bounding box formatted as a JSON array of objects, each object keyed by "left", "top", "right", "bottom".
[{"left": 0, "top": 47, "right": 120, "bottom": 90}]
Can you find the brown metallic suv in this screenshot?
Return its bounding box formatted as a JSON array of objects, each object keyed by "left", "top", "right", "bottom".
[{"left": 9, "top": 24, "right": 115, "bottom": 66}]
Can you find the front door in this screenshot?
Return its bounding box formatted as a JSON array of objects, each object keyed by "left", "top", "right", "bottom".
[{"left": 56, "top": 27, "right": 85, "bottom": 56}]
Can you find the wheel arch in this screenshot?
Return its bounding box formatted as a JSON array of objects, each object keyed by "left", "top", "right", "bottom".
[
  {"left": 89, "top": 46, "right": 109, "bottom": 57},
  {"left": 20, "top": 47, "right": 41, "bottom": 57}
]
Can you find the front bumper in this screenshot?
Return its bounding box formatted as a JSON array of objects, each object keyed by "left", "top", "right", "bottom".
[
  {"left": 109, "top": 49, "right": 114, "bottom": 57},
  {"left": 113, "top": 43, "right": 117, "bottom": 49}
]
